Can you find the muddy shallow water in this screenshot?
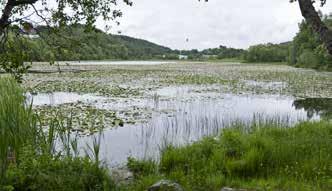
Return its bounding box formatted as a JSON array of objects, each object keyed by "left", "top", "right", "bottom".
[{"left": 26, "top": 62, "right": 332, "bottom": 166}]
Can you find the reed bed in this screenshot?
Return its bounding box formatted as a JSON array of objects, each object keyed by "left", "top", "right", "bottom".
[
  {"left": 0, "top": 77, "right": 111, "bottom": 191},
  {"left": 124, "top": 120, "right": 332, "bottom": 191}
]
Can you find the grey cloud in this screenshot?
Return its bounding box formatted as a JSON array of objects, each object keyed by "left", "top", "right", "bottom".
[{"left": 98, "top": 0, "right": 332, "bottom": 50}]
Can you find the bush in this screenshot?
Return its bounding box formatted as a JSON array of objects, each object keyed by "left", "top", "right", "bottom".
[
  {"left": 296, "top": 50, "right": 321, "bottom": 68},
  {"left": 289, "top": 17, "right": 332, "bottom": 71},
  {"left": 4, "top": 153, "right": 112, "bottom": 191}
]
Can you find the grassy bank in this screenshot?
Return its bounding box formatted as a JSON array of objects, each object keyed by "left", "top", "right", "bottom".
[
  {"left": 123, "top": 121, "right": 332, "bottom": 191},
  {"left": 0, "top": 77, "right": 112, "bottom": 191}
]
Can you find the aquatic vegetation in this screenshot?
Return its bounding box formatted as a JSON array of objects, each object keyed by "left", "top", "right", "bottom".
[
  {"left": 123, "top": 120, "right": 332, "bottom": 191},
  {"left": 164, "top": 74, "right": 231, "bottom": 85},
  {"left": 3, "top": 62, "right": 332, "bottom": 190},
  {"left": 24, "top": 62, "right": 332, "bottom": 98},
  {"left": 35, "top": 103, "right": 124, "bottom": 134},
  {"left": 31, "top": 80, "right": 141, "bottom": 97},
  {"left": 0, "top": 77, "right": 36, "bottom": 178},
  {"left": 18, "top": 62, "right": 332, "bottom": 190},
  {"left": 0, "top": 77, "right": 113, "bottom": 190},
  {"left": 20, "top": 62, "right": 332, "bottom": 165}
]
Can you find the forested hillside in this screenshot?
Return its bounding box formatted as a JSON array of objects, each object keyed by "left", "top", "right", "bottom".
[
  {"left": 13, "top": 24, "right": 245, "bottom": 62},
  {"left": 13, "top": 25, "right": 174, "bottom": 61},
  {"left": 5, "top": 18, "right": 332, "bottom": 70},
  {"left": 111, "top": 35, "right": 174, "bottom": 59}
]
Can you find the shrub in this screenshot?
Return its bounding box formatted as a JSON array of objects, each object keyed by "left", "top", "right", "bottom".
[{"left": 297, "top": 50, "right": 320, "bottom": 68}]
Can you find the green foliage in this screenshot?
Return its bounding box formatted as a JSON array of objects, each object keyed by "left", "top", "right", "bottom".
[
  {"left": 201, "top": 45, "right": 245, "bottom": 60},
  {"left": 177, "top": 45, "right": 245, "bottom": 61},
  {"left": 0, "top": 77, "right": 36, "bottom": 178},
  {"left": 243, "top": 15, "right": 332, "bottom": 70},
  {"left": 9, "top": 25, "right": 174, "bottom": 62},
  {"left": 127, "top": 157, "right": 157, "bottom": 178},
  {"left": 0, "top": 36, "right": 32, "bottom": 82},
  {"left": 125, "top": 121, "right": 332, "bottom": 191},
  {"left": 296, "top": 49, "right": 321, "bottom": 67},
  {"left": 0, "top": 77, "right": 113, "bottom": 190},
  {"left": 244, "top": 43, "right": 289, "bottom": 63},
  {"left": 4, "top": 154, "right": 112, "bottom": 191},
  {"left": 167, "top": 74, "right": 229, "bottom": 85},
  {"left": 289, "top": 16, "right": 332, "bottom": 70},
  {"left": 0, "top": 0, "right": 132, "bottom": 32},
  {"left": 112, "top": 35, "right": 174, "bottom": 59}
]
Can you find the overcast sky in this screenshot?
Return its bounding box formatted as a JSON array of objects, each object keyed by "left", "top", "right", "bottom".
[{"left": 98, "top": 0, "right": 332, "bottom": 50}]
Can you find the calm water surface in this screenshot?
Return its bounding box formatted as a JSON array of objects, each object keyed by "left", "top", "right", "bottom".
[{"left": 30, "top": 87, "right": 331, "bottom": 166}]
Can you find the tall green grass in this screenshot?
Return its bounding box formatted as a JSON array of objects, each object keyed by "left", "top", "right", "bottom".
[
  {"left": 125, "top": 121, "right": 332, "bottom": 191},
  {"left": 0, "top": 77, "right": 113, "bottom": 190},
  {"left": 0, "top": 77, "right": 36, "bottom": 178}
]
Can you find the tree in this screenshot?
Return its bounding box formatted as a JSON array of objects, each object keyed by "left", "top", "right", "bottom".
[
  {"left": 291, "top": 0, "right": 332, "bottom": 56},
  {"left": 0, "top": 0, "right": 132, "bottom": 80},
  {"left": 201, "top": 0, "right": 332, "bottom": 57},
  {"left": 289, "top": 16, "right": 332, "bottom": 70},
  {"left": 0, "top": 0, "right": 132, "bottom": 35}
]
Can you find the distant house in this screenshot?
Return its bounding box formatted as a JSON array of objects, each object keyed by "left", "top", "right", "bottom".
[{"left": 178, "top": 55, "right": 188, "bottom": 60}]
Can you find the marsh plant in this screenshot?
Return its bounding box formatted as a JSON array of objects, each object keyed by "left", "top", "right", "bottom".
[
  {"left": 0, "top": 77, "right": 36, "bottom": 178},
  {"left": 0, "top": 77, "right": 112, "bottom": 190},
  {"left": 124, "top": 120, "right": 332, "bottom": 191}
]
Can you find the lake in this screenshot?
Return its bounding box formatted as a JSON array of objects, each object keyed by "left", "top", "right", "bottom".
[{"left": 25, "top": 61, "right": 332, "bottom": 166}]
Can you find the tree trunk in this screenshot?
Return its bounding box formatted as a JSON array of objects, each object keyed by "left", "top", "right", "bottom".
[
  {"left": 0, "top": 0, "right": 15, "bottom": 34},
  {"left": 0, "top": 0, "right": 38, "bottom": 34},
  {"left": 298, "top": 0, "right": 332, "bottom": 55}
]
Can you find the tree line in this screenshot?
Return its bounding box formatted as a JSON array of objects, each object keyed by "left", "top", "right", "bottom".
[
  {"left": 1, "top": 24, "right": 174, "bottom": 62},
  {"left": 1, "top": 16, "right": 331, "bottom": 72},
  {"left": 244, "top": 15, "right": 332, "bottom": 70},
  {"left": 1, "top": 24, "right": 246, "bottom": 62}
]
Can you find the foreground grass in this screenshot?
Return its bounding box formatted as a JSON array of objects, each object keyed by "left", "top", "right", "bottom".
[
  {"left": 123, "top": 121, "right": 332, "bottom": 191},
  {"left": 0, "top": 77, "right": 113, "bottom": 191}
]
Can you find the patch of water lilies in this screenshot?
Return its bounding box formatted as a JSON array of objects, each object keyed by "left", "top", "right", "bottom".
[
  {"left": 29, "top": 80, "right": 141, "bottom": 97},
  {"left": 25, "top": 62, "right": 332, "bottom": 98},
  {"left": 35, "top": 103, "right": 123, "bottom": 135},
  {"left": 23, "top": 62, "right": 332, "bottom": 135}
]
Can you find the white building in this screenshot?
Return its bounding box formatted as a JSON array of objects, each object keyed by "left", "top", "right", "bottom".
[{"left": 178, "top": 55, "right": 188, "bottom": 60}]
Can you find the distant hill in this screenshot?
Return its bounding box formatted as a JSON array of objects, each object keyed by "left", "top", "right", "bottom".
[
  {"left": 12, "top": 24, "right": 246, "bottom": 61},
  {"left": 111, "top": 35, "right": 174, "bottom": 59},
  {"left": 20, "top": 25, "right": 176, "bottom": 61}
]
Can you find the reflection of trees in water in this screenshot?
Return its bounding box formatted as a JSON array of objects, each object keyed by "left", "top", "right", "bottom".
[{"left": 293, "top": 98, "right": 332, "bottom": 119}]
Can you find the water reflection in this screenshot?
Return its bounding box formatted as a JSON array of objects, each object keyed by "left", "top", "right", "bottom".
[
  {"left": 81, "top": 94, "right": 322, "bottom": 166},
  {"left": 293, "top": 98, "right": 332, "bottom": 119},
  {"left": 31, "top": 90, "right": 330, "bottom": 166}
]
